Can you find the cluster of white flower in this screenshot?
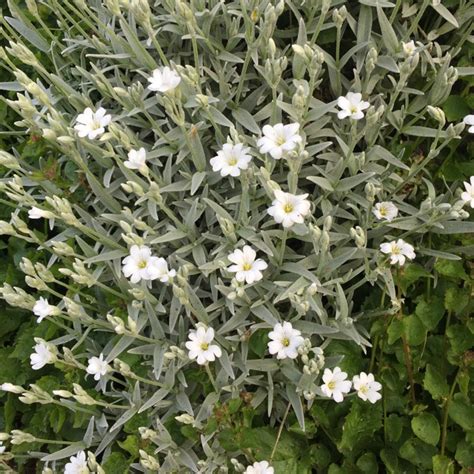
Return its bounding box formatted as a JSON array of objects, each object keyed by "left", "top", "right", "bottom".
[{"left": 321, "top": 368, "right": 382, "bottom": 403}]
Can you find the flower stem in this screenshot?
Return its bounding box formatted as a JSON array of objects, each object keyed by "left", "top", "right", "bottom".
[
  {"left": 205, "top": 364, "right": 218, "bottom": 392},
  {"left": 270, "top": 402, "right": 291, "bottom": 461}
]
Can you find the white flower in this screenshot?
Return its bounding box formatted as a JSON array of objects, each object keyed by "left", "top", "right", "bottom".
[
  {"left": 0, "top": 441, "right": 5, "bottom": 454},
  {"left": 352, "top": 372, "right": 382, "bottom": 404},
  {"left": 227, "top": 246, "right": 268, "bottom": 284},
  {"left": 32, "top": 297, "right": 53, "bottom": 323},
  {"left": 124, "top": 147, "right": 147, "bottom": 171},
  {"left": 64, "top": 451, "right": 90, "bottom": 474},
  {"left": 28, "top": 207, "right": 53, "bottom": 220},
  {"left": 268, "top": 322, "right": 304, "bottom": 359},
  {"left": 373, "top": 202, "right": 399, "bottom": 222},
  {"left": 320, "top": 367, "right": 352, "bottom": 403},
  {"left": 86, "top": 353, "right": 110, "bottom": 381},
  {"left": 401, "top": 40, "right": 417, "bottom": 57},
  {"left": 147, "top": 67, "right": 181, "bottom": 93},
  {"left": 461, "top": 176, "right": 474, "bottom": 207},
  {"left": 267, "top": 190, "right": 311, "bottom": 228},
  {"left": 30, "top": 340, "right": 57, "bottom": 370},
  {"left": 337, "top": 92, "right": 370, "bottom": 120},
  {"left": 185, "top": 326, "right": 222, "bottom": 365},
  {"left": 74, "top": 107, "right": 111, "bottom": 140},
  {"left": 257, "top": 123, "right": 302, "bottom": 160},
  {"left": 122, "top": 245, "right": 176, "bottom": 284},
  {"left": 0, "top": 383, "right": 24, "bottom": 394},
  {"left": 463, "top": 115, "right": 474, "bottom": 133},
  {"left": 244, "top": 461, "right": 274, "bottom": 474},
  {"left": 210, "top": 143, "right": 252, "bottom": 177},
  {"left": 380, "top": 239, "right": 416, "bottom": 266}
]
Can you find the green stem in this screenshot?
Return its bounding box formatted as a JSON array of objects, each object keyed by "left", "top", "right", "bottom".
[
  {"left": 235, "top": 49, "right": 253, "bottom": 104},
  {"left": 270, "top": 402, "right": 291, "bottom": 461},
  {"left": 205, "top": 364, "right": 218, "bottom": 392},
  {"left": 278, "top": 229, "right": 288, "bottom": 267},
  {"left": 440, "top": 370, "right": 459, "bottom": 455}
]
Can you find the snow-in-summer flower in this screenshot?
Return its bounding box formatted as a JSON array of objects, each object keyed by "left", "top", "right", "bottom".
[
  {"left": 147, "top": 67, "right": 181, "bottom": 93},
  {"left": 267, "top": 190, "right": 311, "bottom": 228},
  {"left": 122, "top": 245, "right": 176, "bottom": 283},
  {"left": 32, "top": 297, "right": 53, "bottom": 323},
  {"left": 337, "top": 92, "right": 370, "bottom": 120},
  {"left": 185, "top": 326, "right": 222, "bottom": 365},
  {"left": 210, "top": 143, "right": 252, "bottom": 177},
  {"left": 463, "top": 114, "right": 474, "bottom": 133},
  {"left": 30, "top": 340, "right": 57, "bottom": 370},
  {"left": 257, "top": 123, "right": 302, "bottom": 160},
  {"left": 401, "top": 40, "right": 417, "bottom": 56},
  {"left": 380, "top": 239, "right": 416, "bottom": 266},
  {"left": 64, "top": 451, "right": 90, "bottom": 474},
  {"left": 244, "top": 461, "right": 274, "bottom": 474},
  {"left": 373, "top": 202, "right": 399, "bottom": 222},
  {"left": 86, "top": 353, "right": 110, "bottom": 381},
  {"left": 461, "top": 176, "right": 474, "bottom": 207},
  {"left": 124, "top": 147, "right": 147, "bottom": 171},
  {"left": 227, "top": 245, "right": 268, "bottom": 284},
  {"left": 74, "top": 107, "right": 111, "bottom": 140},
  {"left": 268, "top": 322, "right": 304, "bottom": 359},
  {"left": 0, "top": 441, "right": 5, "bottom": 454},
  {"left": 320, "top": 367, "right": 352, "bottom": 403},
  {"left": 352, "top": 372, "right": 382, "bottom": 404}
]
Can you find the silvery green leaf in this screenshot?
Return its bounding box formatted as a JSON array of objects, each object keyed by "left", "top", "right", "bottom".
[
  {"left": 41, "top": 443, "right": 86, "bottom": 462},
  {"left": 376, "top": 6, "right": 399, "bottom": 53},
  {"left": 5, "top": 17, "right": 49, "bottom": 52},
  {"left": 286, "top": 385, "right": 305, "bottom": 431}
]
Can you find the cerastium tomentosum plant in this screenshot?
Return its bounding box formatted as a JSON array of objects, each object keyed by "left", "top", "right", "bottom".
[{"left": 0, "top": 0, "right": 472, "bottom": 472}]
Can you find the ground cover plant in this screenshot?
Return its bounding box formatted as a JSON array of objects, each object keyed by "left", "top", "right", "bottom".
[{"left": 0, "top": 0, "right": 473, "bottom": 472}]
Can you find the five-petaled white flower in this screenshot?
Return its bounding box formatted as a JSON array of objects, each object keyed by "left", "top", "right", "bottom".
[
  {"left": 147, "top": 67, "right": 181, "bottom": 93},
  {"left": 267, "top": 190, "right": 311, "bottom": 228},
  {"left": 227, "top": 245, "right": 268, "bottom": 284},
  {"left": 463, "top": 115, "right": 474, "bottom": 133},
  {"left": 30, "top": 340, "right": 57, "bottom": 370},
  {"left": 337, "top": 92, "right": 370, "bottom": 120},
  {"left": 380, "top": 239, "right": 416, "bottom": 266},
  {"left": 320, "top": 367, "right": 352, "bottom": 403},
  {"left": 461, "top": 176, "right": 474, "bottom": 207},
  {"left": 32, "top": 297, "right": 53, "bottom": 323},
  {"left": 185, "top": 326, "right": 222, "bottom": 365},
  {"left": 244, "top": 461, "right": 274, "bottom": 474},
  {"left": 210, "top": 143, "right": 252, "bottom": 177},
  {"left": 268, "top": 322, "right": 304, "bottom": 360},
  {"left": 373, "top": 202, "right": 399, "bottom": 222},
  {"left": 257, "top": 123, "right": 302, "bottom": 160},
  {"left": 124, "top": 147, "right": 147, "bottom": 171},
  {"left": 401, "top": 40, "right": 417, "bottom": 57},
  {"left": 352, "top": 372, "right": 382, "bottom": 404},
  {"left": 64, "top": 451, "right": 90, "bottom": 474},
  {"left": 122, "top": 245, "right": 176, "bottom": 284},
  {"left": 28, "top": 207, "right": 53, "bottom": 220},
  {"left": 86, "top": 353, "right": 110, "bottom": 381},
  {"left": 74, "top": 107, "right": 111, "bottom": 140}
]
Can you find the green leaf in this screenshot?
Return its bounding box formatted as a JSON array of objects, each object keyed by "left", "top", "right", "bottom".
[
  {"left": 423, "top": 365, "right": 449, "bottom": 400},
  {"left": 432, "top": 455, "right": 455, "bottom": 474},
  {"left": 434, "top": 259, "right": 468, "bottom": 280},
  {"left": 442, "top": 96, "right": 470, "bottom": 121},
  {"left": 455, "top": 439, "right": 474, "bottom": 468},
  {"left": 376, "top": 6, "right": 399, "bottom": 53},
  {"left": 338, "top": 401, "right": 382, "bottom": 456},
  {"left": 356, "top": 452, "right": 379, "bottom": 473},
  {"left": 101, "top": 452, "right": 129, "bottom": 474},
  {"left": 448, "top": 394, "right": 474, "bottom": 431},
  {"left": 387, "top": 319, "right": 403, "bottom": 345},
  {"left": 386, "top": 414, "right": 404, "bottom": 443},
  {"left": 399, "top": 438, "right": 437, "bottom": 469},
  {"left": 249, "top": 329, "right": 268, "bottom": 358},
  {"left": 415, "top": 296, "right": 445, "bottom": 330},
  {"left": 411, "top": 413, "right": 440, "bottom": 446},
  {"left": 403, "top": 314, "right": 426, "bottom": 346},
  {"left": 444, "top": 286, "right": 470, "bottom": 314}
]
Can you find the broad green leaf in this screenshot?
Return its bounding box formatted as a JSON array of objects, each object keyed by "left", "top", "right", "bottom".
[{"left": 411, "top": 413, "right": 440, "bottom": 446}]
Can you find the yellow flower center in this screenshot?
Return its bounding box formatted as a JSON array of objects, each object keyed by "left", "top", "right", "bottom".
[
  {"left": 276, "top": 136, "right": 286, "bottom": 146},
  {"left": 379, "top": 207, "right": 387, "bottom": 216},
  {"left": 243, "top": 263, "right": 252, "bottom": 271},
  {"left": 391, "top": 246, "right": 401, "bottom": 255},
  {"left": 228, "top": 156, "right": 238, "bottom": 166},
  {"left": 200, "top": 342, "right": 209, "bottom": 350},
  {"left": 327, "top": 381, "right": 336, "bottom": 390},
  {"left": 138, "top": 260, "right": 148, "bottom": 269},
  {"left": 359, "top": 385, "right": 368, "bottom": 394},
  {"left": 284, "top": 203, "right": 294, "bottom": 213},
  {"left": 282, "top": 337, "right": 290, "bottom": 347},
  {"left": 91, "top": 119, "right": 102, "bottom": 130},
  {"left": 350, "top": 106, "right": 358, "bottom": 114}
]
